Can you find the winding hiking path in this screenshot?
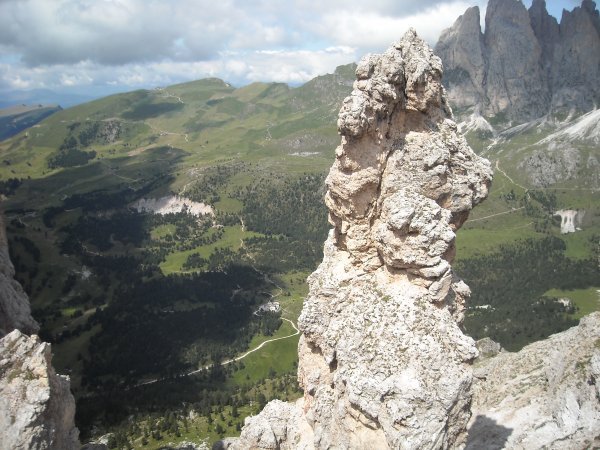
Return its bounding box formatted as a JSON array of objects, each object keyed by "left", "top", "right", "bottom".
[
  {"left": 186, "top": 318, "right": 300, "bottom": 376},
  {"left": 135, "top": 318, "right": 299, "bottom": 388},
  {"left": 467, "top": 207, "right": 525, "bottom": 223},
  {"left": 495, "top": 160, "right": 527, "bottom": 191}
]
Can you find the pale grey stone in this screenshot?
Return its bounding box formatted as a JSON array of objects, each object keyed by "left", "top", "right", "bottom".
[
  {"left": 468, "top": 313, "right": 600, "bottom": 449},
  {"left": 0, "top": 330, "right": 79, "bottom": 450}
]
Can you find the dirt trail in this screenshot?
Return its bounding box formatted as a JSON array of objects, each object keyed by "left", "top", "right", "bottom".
[
  {"left": 495, "top": 160, "right": 527, "bottom": 191},
  {"left": 135, "top": 318, "right": 299, "bottom": 388}
]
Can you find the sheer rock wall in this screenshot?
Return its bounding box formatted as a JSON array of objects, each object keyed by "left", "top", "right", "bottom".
[
  {"left": 0, "top": 214, "right": 39, "bottom": 337},
  {"left": 436, "top": 0, "right": 600, "bottom": 120}
]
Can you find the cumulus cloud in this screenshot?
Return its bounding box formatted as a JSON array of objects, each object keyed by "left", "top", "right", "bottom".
[
  {"left": 0, "top": 0, "right": 499, "bottom": 95},
  {"left": 0, "top": 45, "right": 359, "bottom": 92},
  {"left": 313, "top": 1, "right": 481, "bottom": 51},
  {"left": 0, "top": 0, "right": 235, "bottom": 65}
]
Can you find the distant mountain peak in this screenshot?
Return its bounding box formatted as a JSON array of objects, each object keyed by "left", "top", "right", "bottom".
[{"left": 435, "top": 0, "right": 600, "bottom": 122}]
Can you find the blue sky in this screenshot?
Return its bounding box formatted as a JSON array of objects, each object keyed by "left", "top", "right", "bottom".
[{"left": 0, "top": 0, "right": 583, "bottom": 98}]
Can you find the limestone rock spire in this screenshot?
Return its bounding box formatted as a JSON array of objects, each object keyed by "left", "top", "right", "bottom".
[{"left": 229, "top": 29, "right": 492, "bottom": 450}]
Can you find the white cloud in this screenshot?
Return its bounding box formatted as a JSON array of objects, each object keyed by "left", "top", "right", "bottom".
[
  {"left": 0, "top": 44, "right": 359, "bottom": 93},
  {"left": 0, "top": 0, "right": 514, "bottom": 96},
  {"left": 314, "top": 1, "right": 485, "bottom": 50}
]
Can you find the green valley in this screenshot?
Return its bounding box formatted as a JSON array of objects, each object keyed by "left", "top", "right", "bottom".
[{"left": 1, "top": 62, "right": 598, "bottom": 448}]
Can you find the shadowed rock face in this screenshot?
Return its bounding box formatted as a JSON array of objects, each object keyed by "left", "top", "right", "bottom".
[
  {"left": 0, "top": 214, "right": 39, "bottom": 337},
  {"left": 435, "top": 6, "right": 487, "bottom": 110},
  {"left": 436, "top": 0, "right": 600, "bottom": 120},
  {"left": 229, "top": 29, "right": 492, "bottom": 450}
]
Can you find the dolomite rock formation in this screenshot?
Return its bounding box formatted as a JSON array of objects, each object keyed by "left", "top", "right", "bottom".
[
  {"left": 483, "top": 0, "right": 550, "bottom": 119},
  {"left": 0, "top": 330, "right": 79, "bottom": 450},
  {"left": 230, "top": 29, "right": 492, "bottom": 449},
  {"left": 0, "top": 214, "right": 39, "bottom": 337},
  {"left": 434, "top": 6, "right": 487, "bottom": 111},
  {"left": 435, "top": 0, "right": 600, "bottom": 121},
  {"left": 467, "top": 312, "right": 600, "bottom": 449}
]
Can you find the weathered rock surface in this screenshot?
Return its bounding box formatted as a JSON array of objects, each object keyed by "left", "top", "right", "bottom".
[
  {"left": 435, "top": 0, "right": 600, "bottom": 121},
  {"left": 484, "top": 0, "right": 550, "bottom": 119},
  {"left": 229, "top": 29, "right": 492, "bottom": 450},
  {"left": 431, "top": 6, "right": 487, "bottom": 111},
  {"left": 0, "top": 214, "right": 39, "bottom": 337},
  {"left": 467, "top": 312, "right": 600, "bottom": 449},
  {"left": 0, "top": 329, "right": 79, "bottom": 450},
  {"left": 518, "top": 143, "right": 581, "bottom": 187}
]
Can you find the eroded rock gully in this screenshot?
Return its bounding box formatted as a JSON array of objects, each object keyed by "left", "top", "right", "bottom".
[{"left": 228, "top": 29, "right": 493, "bottom": 450}]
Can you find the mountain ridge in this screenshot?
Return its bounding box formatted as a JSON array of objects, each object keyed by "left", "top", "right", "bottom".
[{"left": 435, "top": 0, "right": 600, "bottom": 122}]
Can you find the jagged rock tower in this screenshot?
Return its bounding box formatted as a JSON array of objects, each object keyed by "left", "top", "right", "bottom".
[
  {"left": 230, "top": 30, "right": 492, "bottom": 449},
  {"left": 435, "top": 0, "right": 600, "bottom": 120}
]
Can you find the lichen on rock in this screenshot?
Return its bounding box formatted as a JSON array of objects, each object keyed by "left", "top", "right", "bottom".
[{"left": 229, "top": 29, "right": 492, "bottom": 450}]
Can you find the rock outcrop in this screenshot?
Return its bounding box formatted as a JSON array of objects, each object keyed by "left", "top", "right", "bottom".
[
  {"left": 0, "top": 214, "right": 80, "bottom": 450},
  {"left": 467, "top": 312, "right": 600, "bottom": 449},
  {"left": 0, "top": 214, "right": 39, "bottom": 337},
  {"left": 435, "top": 0, "right": 600, "bottom": 121},
  {"left": 0, "top": 330, "right": 79, "bottom": 450},
  {"left": 484, "top": 0, "right": 550, "bottom": 119},
  {"left": 433, "top": 6, "right": 487, "bottom": 111},
  {"left": 228, "top": 29, "right": 492, "bottom": 449}
]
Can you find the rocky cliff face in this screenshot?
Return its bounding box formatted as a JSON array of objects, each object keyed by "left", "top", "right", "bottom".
[
  {"left": 0, "top": 214, "right": 80, "bottom": 450},
  {"left": 435, "top": 0, "right": 600, "bottom": 121},
  {"left": 0, "top": 330, "right": 80, "bottom": 450},
  {"left": 0, "top": 214, "right": 39, "bottom": 337},
  {"left": 431, "top": 7, "right": 487, "bottom": 111},
  {"left": 467, "top": 312, "right": 600, "bottom": 449},
  {"left": 228, "top": 29, "right": 492, "bottom": 449}
]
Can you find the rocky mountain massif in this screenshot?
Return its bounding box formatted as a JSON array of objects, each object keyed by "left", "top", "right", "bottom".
[
  {"left": 435, "top": 0, "right": 600, "bottom": 121},
  {"left": 0, "top": 214, "right": 80, "bottom": 449},
  {"left": 227, "top": 29, "right": 493, "bottom": 449},
  {"left": 435, "top": 0, "right": 599, "bottom": 199}
]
